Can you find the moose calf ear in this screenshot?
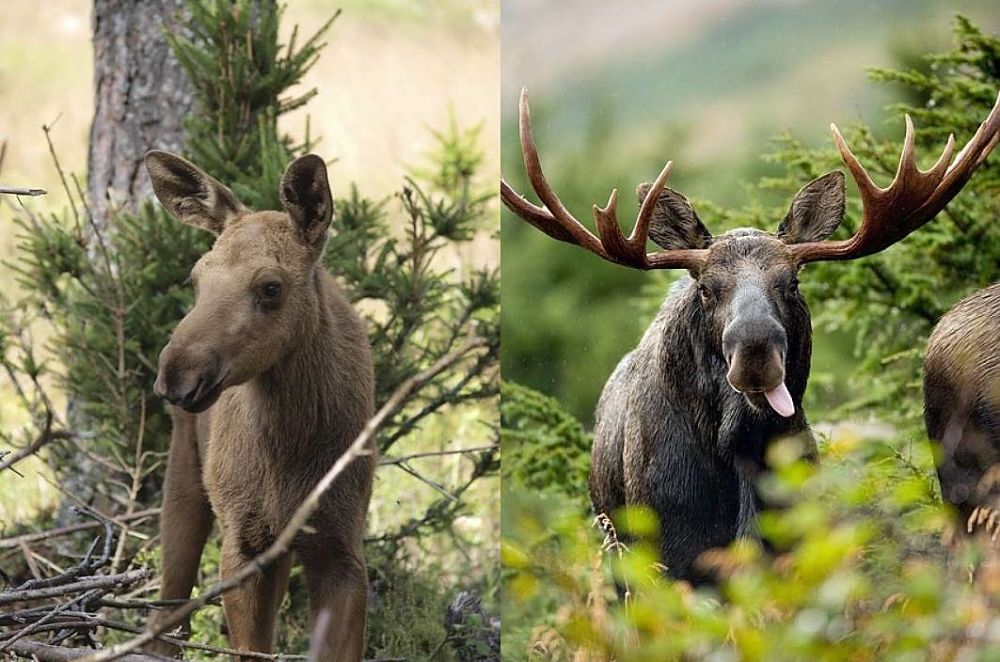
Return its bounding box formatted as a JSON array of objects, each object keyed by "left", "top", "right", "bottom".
[
  {"left": 144, "top": 151, "right": 247, "bottom": 234},
  {"left": 279, "top": 154, "right": 333, "bottom": 248},
  {"left": 776, "top": 171, "right": 846, "bottom": 244},
  {"left": 636, "top": 183, "right": 712, "bottom": 250}
]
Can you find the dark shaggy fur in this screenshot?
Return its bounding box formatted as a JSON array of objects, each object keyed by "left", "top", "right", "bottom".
[{"left": 590, "top": 174, "right": 845, "bottom": 583}]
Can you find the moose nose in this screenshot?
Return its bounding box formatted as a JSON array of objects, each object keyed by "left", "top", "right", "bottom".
[
  {"left": 154, "top": 343, "right": 222, "bottom": 410},
  {"left": 721, "top": 315, "right": 788, "bottom": 392}
]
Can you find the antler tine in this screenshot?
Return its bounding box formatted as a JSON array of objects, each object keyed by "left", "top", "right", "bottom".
[
  {"left": 830, "top": 122, "right": 882, "bottom": 201},
  {"left": 499, "top": 179, "right": 577, "bottom": 244},
  {"left": 501, "top": 88, "right": 708, "bottom": 271},
  {"left": 633, "top": 161, "right": 674, "bottom": 243},
  {"left": 925, "top": 132, "right": 956, "bottom": 182},
  {"left": 592, "top": 188, "right": 630, "bottom": 261},
  {"left": 516, "top": 88, "right": 607, "bottom": 256},
  {"left": 593, "top": 161, "right": 674, "bottom": 259},
  {"left": 896, "top": 114, "right": 919, "bottom": 183},
  {"left": 794, "top": 90, "right": 1000, "bottom": 264}
]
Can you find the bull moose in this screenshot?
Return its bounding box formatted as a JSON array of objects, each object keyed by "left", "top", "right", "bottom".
[
  {"left": 502, "top": 88, "right": 1000, "bottom": 582},
  {"left": 144, "top": 151, "right": 375, "bottom": 660}
]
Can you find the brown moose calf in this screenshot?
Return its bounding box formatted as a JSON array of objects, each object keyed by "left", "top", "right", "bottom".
[{"left": 144, "top": 151, "right": 375, "bottom": 661}]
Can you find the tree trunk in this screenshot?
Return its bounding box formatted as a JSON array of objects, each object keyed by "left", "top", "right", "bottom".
[
  {"left": 87, "top": 0, "right": 194, "bottom": 226},
  {"left": 57, "top": 0, "right": 196, "bottom": 525}
]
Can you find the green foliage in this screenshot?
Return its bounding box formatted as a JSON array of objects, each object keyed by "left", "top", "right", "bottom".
[
  {"left": 501, "top": 381, "right": 591, "bottom": 508},
  {"left": 166, "top": 0, "right": 332, "bottom": 210},
  {"left": 500, "top": 382, "right": 1000, "bottom": 660},
  {"left": 365, "top": 547, "right": 458, "bottom": 661},
  {"left": 325, "top": 117, "right": 499, "bottom": 417},
  {"left": 7, "top": 202, "right": 209, "bottom": 454}
]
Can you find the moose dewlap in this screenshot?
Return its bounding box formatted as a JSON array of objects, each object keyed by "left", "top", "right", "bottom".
[
  {"left": 502, "top": 88, "right": 1000, "bottom": 583},
  {"left": 144, "top": 151, "right": 375, "bottom": 661}
]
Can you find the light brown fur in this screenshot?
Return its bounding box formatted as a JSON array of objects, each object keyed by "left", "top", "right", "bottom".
[{"left": 144, "top": 151, "right": 374, "bottom": 661}]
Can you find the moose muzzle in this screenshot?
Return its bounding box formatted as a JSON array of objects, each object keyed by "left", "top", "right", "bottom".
[
  {"left": 721, "top": 291, "right": 794, "bottom": 418},
  {"left": 154, "top": 342, "right": 224, "bottom": 413}
]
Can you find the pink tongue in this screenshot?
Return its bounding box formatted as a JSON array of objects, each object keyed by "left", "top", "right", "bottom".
[{"left": 764, "top": 382, "right": 795, "bottom": 418}]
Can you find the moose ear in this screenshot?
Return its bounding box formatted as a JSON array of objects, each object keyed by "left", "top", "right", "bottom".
[
  {"left": 144, "top": 151, "right": 246, "bottom": 234},
  {"left": 776, "top": 171, "right": 846, "bottom": 244},
  {"left": 636, "top": 183, "right": 712, "bottom": 250},
  {"left": 279, "top": 154, "right": 333, "bottom": 248}
]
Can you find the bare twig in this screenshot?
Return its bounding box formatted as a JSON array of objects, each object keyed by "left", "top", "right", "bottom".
[
  {"left": 0, "top": 568, "right": 150, "bottom": 606},
  {"left": 0, "top": 588, "right": 103, "bottom": 651},
  {"left": 18, "top": 542, "right": 44, "bottom": 582},
  {"left": 3, "top": 617, "right": 309, "bottom": 659},
  {"left": 42, "top": 119, "right": 80, "bottom": 234},
  {"left": 5, "top": 639, "right": 162, "bottom": 662},
  {"left": 396, "top": 462, "right": 459, "bottom": 502},
  {"left": 0, "top": 509, "right": 159, "bottom": 550},
  {"left": 379, "top": 444, "right": 498, "bottom": 466},
  {"left": 0, "top": 412, "right": 73, "bottom": 474},
  {"left": 111, "top": 398, "right": 149, "bottom": 574},
  {"left": 0, "top": 186, "right": 47, "bottom": 196},
  {"left": 79, "top": 334, "right": 487, "bottom": 662}
]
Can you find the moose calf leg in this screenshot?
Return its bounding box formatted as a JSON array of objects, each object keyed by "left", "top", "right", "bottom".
[
  {"left": 302, "top": 547, "right": 368, "bottom": 662},
  {"left": 220, "top": 537, "right": 293, "bottom": 657},
  {"left": 148, "top": 411, "right": 213, "bottom": 656}
]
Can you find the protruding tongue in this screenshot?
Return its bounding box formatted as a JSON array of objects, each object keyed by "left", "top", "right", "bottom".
[{"left": 764, "top": 382, "right": 795, "bottom": 418}]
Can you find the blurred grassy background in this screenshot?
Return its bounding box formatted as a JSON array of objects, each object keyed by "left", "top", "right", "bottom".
[
  {"left": 501, "top": 0, "right": 1000, "bottom": 426},
  {"left": 0, "top": 0, "right": 499, "bottom": 567}
]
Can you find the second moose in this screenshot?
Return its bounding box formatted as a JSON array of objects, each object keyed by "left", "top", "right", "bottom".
[
  {"left": 145, "top": 151, "right": 374, "bottom": 660},
  {"left": 503, "top": 89, "right": 1000, "bottom": 582}
]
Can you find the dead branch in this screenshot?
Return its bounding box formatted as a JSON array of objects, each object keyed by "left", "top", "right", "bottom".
[
  {"left": 10, "top": 517, "right": 113, "bottom": 593},
  {"left": 3, "top": 616, "right": 309, "bottom": 660},
  {"left": 0, "top": 510, "right": 160, "bottom": 551},
  {"left": 368, "top": 433, "right": 498, "bottom": 548},
  {"left": 5, "top": 639, "right": 162, "bottom": 662},
  {"left": 0, "top": 186, "right": 46, "bottom": 196},
  {"left": 379, "top": 444, "right": 498, "bottom": 466},
  {"left": 0, "top": 412, "right": 74, "bottom": 475},
  {"left": 80, "top": 334, "right": 487, "bottom": 662},
  {"left": 0, "top": 568, "right": 150, "bottom": 607}
]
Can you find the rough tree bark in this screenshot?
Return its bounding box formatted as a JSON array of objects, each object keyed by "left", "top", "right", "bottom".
[
  {"left": 58, "top": 0, "right": 197, "bottom": 523},
  {"left": 87, "top": 0, "right": 194, "bottom": 227}
]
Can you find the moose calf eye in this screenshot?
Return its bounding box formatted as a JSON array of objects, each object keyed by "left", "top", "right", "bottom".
[{"left": 262, "top": 282, "right": 282, "bottom": 299}]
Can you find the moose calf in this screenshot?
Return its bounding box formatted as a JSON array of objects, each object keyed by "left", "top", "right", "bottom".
[
  {"left": 503, "top": 88, "right": 1000, "bottom": 583},
  {"left": 144, "top": 151, "right": 375, "bottom": 660}
]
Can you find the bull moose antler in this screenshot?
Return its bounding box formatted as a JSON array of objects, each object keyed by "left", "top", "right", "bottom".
[
  {"left": 791, "top": 91, "right": 1000, "bottom": 263},
  {"left": 501, "top": 87, "right": 1000, "bottom": 269},
  {"left": 500, "top": 88, "right": 708, "bottom": 271}
]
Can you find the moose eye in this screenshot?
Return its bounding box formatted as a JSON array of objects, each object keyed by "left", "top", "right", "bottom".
[
  {"left": 698, "top": 282, "right": 714, "bottom": 303},
  {"left": 261, "top": 281, "right": 282, "bottom": 300}
]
